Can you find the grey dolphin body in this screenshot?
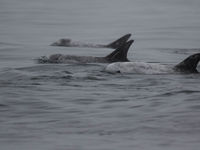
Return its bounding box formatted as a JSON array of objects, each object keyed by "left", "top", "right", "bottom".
[
  {"left": 105, "top": 53, "right": 200, "bottom": 74},
  {"left": 50, "top": 34, "right": 131, "bottom": 49},
  {"left": 174, "top": 53, "right": 200, "bottom": 73},
  {"left": 38, "top": 40, "right": 134, "bottom": 64}
]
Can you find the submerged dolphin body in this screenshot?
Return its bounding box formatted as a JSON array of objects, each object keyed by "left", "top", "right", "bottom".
[
  {"left": 105, "top": 53, "right": 200, "bottom": 74},
  {"left": 38, "top": 40, "right": 134, "bottom": 64},
  {"left": 50, "top": 34, "right": 131, "bottom": 49}
]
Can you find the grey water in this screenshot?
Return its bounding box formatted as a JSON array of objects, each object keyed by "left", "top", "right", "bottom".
[{"left": 1, "top": 0, "right": 200, "bottom": 150}]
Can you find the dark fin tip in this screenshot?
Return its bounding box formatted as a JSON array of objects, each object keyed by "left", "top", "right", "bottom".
[
  {"left": 175, "top": 53, "right": 200, "bottom": 73},
  {"left": 106, "top": 39, "right": 134, "bottom": 62},
  {"left": 107, "top": 33, "right": 132, "bottom": 49}
]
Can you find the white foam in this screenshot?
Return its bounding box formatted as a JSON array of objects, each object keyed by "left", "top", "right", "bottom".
[{"left": 105, "top": 62, "right": 173, "bottom": 74}]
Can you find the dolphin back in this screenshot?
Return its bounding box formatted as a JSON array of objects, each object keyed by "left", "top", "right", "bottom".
[
  {"left": 106, "top": 34, "right": 131, "bottom": 49},
  {"left": 105, "top": 40, "right": 134, "bottom": 62},
  {"left": 174, "top": 53, "right": 200, "bottom": 73}
]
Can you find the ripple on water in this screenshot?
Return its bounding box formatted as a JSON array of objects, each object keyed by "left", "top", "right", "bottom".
[
  {"left": 158, "top": 48, "right": 200, "bottom": 55},
  {"left": 155, "top": 90, "right": 200, "bottom": 98},
  {"left": 189, "top": 105, "right": 200, "bottom": 110},
  {"left": 0, "top": 63, "right": 107, "bottom": 89},
  {"left": 104, "top": 99, "right": 130, "bottom": 103},
  {"left": 0, "top": 104, "right": 9, "bottom": 112}
]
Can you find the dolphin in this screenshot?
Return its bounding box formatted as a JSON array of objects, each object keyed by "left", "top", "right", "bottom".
[
  {"left": 38, "top": 40, "right": 134, "bottom": 64},
  {"left": 174, "top": 53, "right": 200, "bottom": 73},
  {"left": 50, "top": 34, "right": 131, "bottom": 49},
  {"left": 105, "top": 53, "right": 200, "bottom": 74}
]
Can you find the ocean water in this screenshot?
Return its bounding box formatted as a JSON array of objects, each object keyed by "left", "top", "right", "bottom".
[{"left": 1, "top": 0, "right": 200, "bottom": 150}]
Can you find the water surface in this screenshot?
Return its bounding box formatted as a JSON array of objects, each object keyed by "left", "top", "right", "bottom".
[{"left": 1, "top": 0, "right": 200, "bottom": 150}]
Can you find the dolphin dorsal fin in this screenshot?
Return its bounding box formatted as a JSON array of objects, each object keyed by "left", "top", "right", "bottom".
[
  {"left": 106, "top": 34, "right": 131, "bottom": 49},
  {"left": 175, "top": 53, "right": 200, "bottom": 73},
  {"left": 106, "top": 40, "right": 134, "bottom": 62}
]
